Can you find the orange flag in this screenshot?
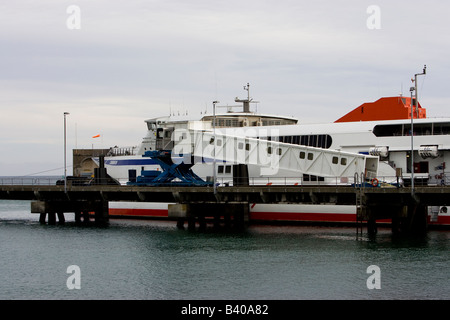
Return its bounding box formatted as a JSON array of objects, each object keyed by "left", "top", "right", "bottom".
[{"left": 92, "top": 134, "right": 100, "bottom": 138}]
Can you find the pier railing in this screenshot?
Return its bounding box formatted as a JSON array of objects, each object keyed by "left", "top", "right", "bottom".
[
  {"left": 1, "top": 174, "right": 448, "bottom": 187},
  {"left": 0, "top": 177, "right": 61, "bottom": 186}
]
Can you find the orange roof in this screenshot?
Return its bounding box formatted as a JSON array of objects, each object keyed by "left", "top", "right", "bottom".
[{"left": 335, "top": 97, "right": 426, "bottom": 122}]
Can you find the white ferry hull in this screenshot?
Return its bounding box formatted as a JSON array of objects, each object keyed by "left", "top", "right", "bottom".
[{"left": 108, "top": 201, "right": 450, "bottom": 226}]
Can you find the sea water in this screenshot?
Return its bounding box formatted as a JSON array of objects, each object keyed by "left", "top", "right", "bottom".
[{"left": 0, "top": 199, "right": 448, "bottom": 300}]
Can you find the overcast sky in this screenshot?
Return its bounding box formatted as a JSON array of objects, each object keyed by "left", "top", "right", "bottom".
[{"left": 1, "top": 0, "right": 449, "bottom": 176}]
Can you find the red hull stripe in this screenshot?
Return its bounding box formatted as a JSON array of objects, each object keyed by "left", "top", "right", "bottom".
[
  {"left": 429, "top": 216, "right": 450, "bottom": 225},
  {"left": 109, "top": 208, "right": 168, "bottom": 217},
  {"left": 250, "top": 211, "right": 391, "bottom": 223},
  {"left": 108, "top": 208, "right": 450, "bottom": 225}
]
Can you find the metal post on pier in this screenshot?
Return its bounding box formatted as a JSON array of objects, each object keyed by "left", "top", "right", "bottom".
[
  {"left": 213, "top": 100, "right": 219, "bottom": 195},
  {"left": 64, "top": 112, "right": 70, "bottom": 193},
  {"left": 410, "top": 65, "right": 426, "bottom": 197}
]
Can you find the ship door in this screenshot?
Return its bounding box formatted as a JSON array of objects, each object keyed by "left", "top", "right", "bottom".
[
  {"left": 414, "top": 161, "right": 429, "bottom": 173},
  {"left": 233, "top": 164, "right": 249, "bottom": 186}
]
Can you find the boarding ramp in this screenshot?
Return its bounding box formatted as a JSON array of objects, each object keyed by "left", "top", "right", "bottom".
[
  {"left": 128, "top": 150, "right": 213, "bottom": 186},
  {"left": 171, "top": 129, "right": 379, "bottom": 180}
]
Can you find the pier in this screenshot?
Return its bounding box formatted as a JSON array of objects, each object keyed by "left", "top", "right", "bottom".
[
  {"left": 1, "top": 182, "right": 449, "bottom": 234},
  {"left": 1, "top": 133, "right": 441, "bottom": 234}
]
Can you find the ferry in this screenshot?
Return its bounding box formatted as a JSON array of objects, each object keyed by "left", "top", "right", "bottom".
[{"left": 94, "top": 83, "right": 450, "bottom": 227}]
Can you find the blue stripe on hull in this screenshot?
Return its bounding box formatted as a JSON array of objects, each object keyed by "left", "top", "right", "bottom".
[
  {"left": 105, "top": 157, "right": 225, "bottom": 166},
  {"left": 105, "top": 159, "right": 158, "bottom": 166}
]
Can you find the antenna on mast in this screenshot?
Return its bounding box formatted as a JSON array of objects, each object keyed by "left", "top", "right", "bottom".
[
  {"left": 244, "top": 82, "right": 250, "bottom": 101},
  {"left": 235, "top": 82, "right": 258, "bottom": 112}
]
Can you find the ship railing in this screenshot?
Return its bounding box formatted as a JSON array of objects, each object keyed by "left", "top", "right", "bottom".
[
  {"left": 106, "top": 146, "right": 138, "bottom": 157},
  {"left": 120, "top": 175, "right": 437, "bottom": 187},
  {"left": 213, "top": 175, "right": 401, "bottom": 187}
]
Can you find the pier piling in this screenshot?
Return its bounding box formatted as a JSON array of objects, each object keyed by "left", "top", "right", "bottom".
[
  {"left": 48, "top": 212, "right": 56, "bottom": 225},
  {"left": 57, "top": 212, "right": 65, "bottom": 224},
  {"left": 169, "top": 202, "right": 249, "bottom": 231},
  {"left": 360, "top": 199, "right": 429, "bottom": 236},
  {"left": 31, "top": 200, "right": 108, "bottom": 226}
]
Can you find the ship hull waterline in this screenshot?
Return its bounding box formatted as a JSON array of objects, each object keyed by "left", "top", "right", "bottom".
[{"left": 107, "top": 202, "right": 450, "bottom": 227}]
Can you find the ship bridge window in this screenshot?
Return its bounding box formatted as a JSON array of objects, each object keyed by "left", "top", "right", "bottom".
[
  {"left": 217, "top": 119, "right": 240, "bottom": 127},
  {"left": 157, "top": 128, "right": 164, "bottom": 138},
  {"left": 147, "top": 122, "right": 157, "bottom": 130}
]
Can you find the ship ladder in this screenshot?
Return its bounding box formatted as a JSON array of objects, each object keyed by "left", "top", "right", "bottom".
[{"left": 355, "top": 172, "right": 365, "bottom": 237}]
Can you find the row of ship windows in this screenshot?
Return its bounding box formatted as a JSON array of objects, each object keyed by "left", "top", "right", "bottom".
[
  {"left": 210, "top": 135, "right": 345, "bottom": 166},
  {"left": 213, "top": 118, "right": 293, "bottom": 127},
  {"left": 210, "top": 134, "right": 333, "bottom": 150},
  {"left": 216, "top": 153, "right": 347, "bottom": 175},
  {"left": 262, "top": 135, "right": 333, "bottom": 149},
  {"left": 373, "top": 123, "right": 450, "bottom": 137}
]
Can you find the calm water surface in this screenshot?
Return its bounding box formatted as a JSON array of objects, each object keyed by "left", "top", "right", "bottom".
[{"left": 0, "top": 200, "right": 448, "bottom": 300}]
